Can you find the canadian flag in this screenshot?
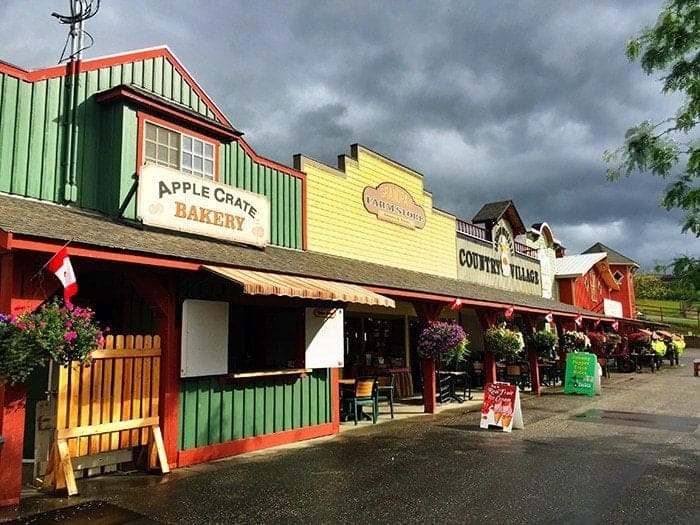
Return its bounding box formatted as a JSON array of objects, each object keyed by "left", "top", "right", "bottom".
[
  {"left": 612, "top": 320, "right": 619, "bottom": 332},
  {"left": 574, "top": 315, "right": 583, "bottom": 328},
  {"left": 545, "top": 312, "right": 554, "bottom": 325},
  {"left": 46, "top": 247, "right": 78, "bottom": 303},
  {"left": 504, "top": 305, "right": 514, "bottom": 321},
  {"left": 449, "top": 298, "right": 463, "bottom": 311}
]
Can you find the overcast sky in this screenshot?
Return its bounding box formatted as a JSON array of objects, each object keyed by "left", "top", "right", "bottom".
[{"left": 2, "top": 0, "right": 698, "bottom": 270}]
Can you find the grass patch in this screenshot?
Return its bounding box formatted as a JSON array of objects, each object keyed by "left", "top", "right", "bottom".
[{"left": 636, "top": 299, "right": 699, "bottom": 331}]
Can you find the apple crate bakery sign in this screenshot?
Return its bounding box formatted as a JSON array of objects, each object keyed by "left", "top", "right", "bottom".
[{"left": 137, "top": 164, "right": 270, "bottom": 247}]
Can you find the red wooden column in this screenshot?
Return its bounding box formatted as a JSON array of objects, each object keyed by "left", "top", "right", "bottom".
[
  {"left": 476, "top": 310, "right": 499, "bottom": 384},
  {"left": 522, "top": 314, "right": 542, "bottom": 396},
  {"left": 0, "top": 252, "right": 56, "bottom": 507},
  {"left": 413, "top": 300, "right": 446, "bottom": 414},
  {"left": 0, "top": 384, "right": 26, "bottom": 507},
  {"left": 127, "top": 270, "right": 179, "bottom": 469}
]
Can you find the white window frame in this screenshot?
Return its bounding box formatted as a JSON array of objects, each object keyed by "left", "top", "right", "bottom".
[{"left": 144, "top": 121, "right": 216, "bottom": 180}]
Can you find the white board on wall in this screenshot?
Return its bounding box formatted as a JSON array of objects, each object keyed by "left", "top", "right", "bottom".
[
  {"left": 603, "top": 298, "right": 623, "bottom": 318},
  {"left": 181, "top": 299, "right": 229, "bottom": 377},
  {"left": 305, "top": 307, "right": 344, "bottom": 368}
]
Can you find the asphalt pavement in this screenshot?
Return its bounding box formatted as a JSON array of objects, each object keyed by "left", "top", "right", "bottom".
[{"left": 2, "top": 349, "right": 699, "bottom": 524}]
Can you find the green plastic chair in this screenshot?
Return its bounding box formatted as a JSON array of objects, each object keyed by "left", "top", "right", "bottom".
[{"left": 347, "top": 376, "right": 378, "bottom": 425}]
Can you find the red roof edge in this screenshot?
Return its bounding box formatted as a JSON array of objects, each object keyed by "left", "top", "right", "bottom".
[{"left": 0, "top": 46, "right": 233, "bottom": 129}]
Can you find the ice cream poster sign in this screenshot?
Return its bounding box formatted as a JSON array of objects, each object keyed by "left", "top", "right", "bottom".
[
  {"left": 480, "top": 382, "right": 524, "bottom": 432},
  {"left": 563, "top": 352, "right": 598, "bottom": 397},
  {"left": 137, "top": 164, "right": 270, "bottom": 247}
]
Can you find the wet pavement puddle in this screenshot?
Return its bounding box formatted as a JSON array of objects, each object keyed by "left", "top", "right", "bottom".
[
  {"left": 6, "top": 501, "right": 157, "bottom": 524},
  {"left": 573, "top": 409, "right": 699, "bottom": 433}
]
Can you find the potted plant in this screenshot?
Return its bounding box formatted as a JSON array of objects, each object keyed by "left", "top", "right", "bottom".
[
  {"left": 650, "top": 338, "right": 667, "bottom": 357},
  {"left": 417, "top": 321, "right": 469, "bottom": 365},
  {"left": 627, "top": 332, "right": 652, "bottom": 354},
  {"left": 605, "top": 333, "right": 621, "bottom": 354},
  {"left": 484, "top": 325, "right": 524, "bottom": 361},
  {"left": 0, "top": 299, "right": 104, "bottom": 386},
  {"left": 562, "top": 330, "right": 590, "bottom": 353},
  {"left": 671, "top": 336, "right": 685, "bottom": 357},
  {"left": 529, "top": 329, "right": 558, "bottom": 359}
]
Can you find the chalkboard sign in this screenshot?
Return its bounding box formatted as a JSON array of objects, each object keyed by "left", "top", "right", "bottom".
[{"left": 563, "top": 352, "right": 597, "bottom": 397}]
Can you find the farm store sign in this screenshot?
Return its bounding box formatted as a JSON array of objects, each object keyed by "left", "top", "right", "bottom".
[
  {"left": 457, "top": 237, "right": 541, "bottom": 295},
  {"left": 137, "top": 164, "right": 270, "bottom": 247},
  {"left": 363, "top": 182, "right": 426, "bottom": 230}
]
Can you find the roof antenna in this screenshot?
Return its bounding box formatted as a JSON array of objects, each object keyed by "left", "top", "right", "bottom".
[{"left": 52, "top": 0, "right": 101, "bottom": 63}]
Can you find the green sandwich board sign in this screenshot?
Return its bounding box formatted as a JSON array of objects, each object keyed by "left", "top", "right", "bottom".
[{"left": 563, "top": 352, "right": 597, "bottom": 397}]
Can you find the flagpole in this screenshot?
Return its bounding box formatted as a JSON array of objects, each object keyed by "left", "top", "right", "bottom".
[
  {"left": 29, "top": 239, "right": 73, "bottom": 283},
  {"left": 40, "top": 239, "right": 73, "bottom": 271}
]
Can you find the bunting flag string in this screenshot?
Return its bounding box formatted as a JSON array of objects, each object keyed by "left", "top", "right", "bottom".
[
  {"left": 504, "top": 305, "right": 514, "bottom": 321},
  {"left": 574, "top": 314, "right": 583, "bottom": 328},
  {"left": 544, "top": 312, "right": 554, "bottom": 325},
  {"left": 450, "top": 298, "right": 463, "bottom": 311},
  {"left": 611, "top": 320, "right": 619, "bottom": 332}
]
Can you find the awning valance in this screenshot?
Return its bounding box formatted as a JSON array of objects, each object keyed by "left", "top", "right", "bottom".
[{"left": 202, "top": 265, "right": 396, "bottom": 308}]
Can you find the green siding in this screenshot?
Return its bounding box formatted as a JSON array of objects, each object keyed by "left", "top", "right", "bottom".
[
  {"left": 178, "top": 369, "right": 331, "bottom": 450},
  {"left": 0, "top": 55, "right": 304, "bottom": 250},
  {"left": 220, "top": 140, "right": 303, "bottom": 249}
]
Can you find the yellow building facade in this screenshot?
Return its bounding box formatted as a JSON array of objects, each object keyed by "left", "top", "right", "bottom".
[{"left": 294, "top": 144, "right": 456, "bottom": 278}]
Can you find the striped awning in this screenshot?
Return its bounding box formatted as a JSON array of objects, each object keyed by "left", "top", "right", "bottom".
[{"left": 202, "top": 265, "right": 396, "bottom": 308}]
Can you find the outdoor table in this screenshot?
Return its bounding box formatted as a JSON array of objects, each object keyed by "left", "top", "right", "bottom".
[{"left": 437, "top": 370, "right": 472, "bottom": 402}]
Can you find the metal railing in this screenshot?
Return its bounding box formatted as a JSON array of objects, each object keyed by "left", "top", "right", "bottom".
[{"left": 456, "top": 218, "right": 539, "bottom": 259}]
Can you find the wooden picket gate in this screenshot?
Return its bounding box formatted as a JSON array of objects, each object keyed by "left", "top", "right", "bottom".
[{"left": 43, "top": 334, "right": 169, "bottom": 495}]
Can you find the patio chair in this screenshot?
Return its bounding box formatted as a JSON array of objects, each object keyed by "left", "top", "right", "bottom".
[
  {"left": 376, "top": 373, "right": 395, "bottom": 418},
  {"left": 346, "top": 376, "right": 378, "bottom": 425}
]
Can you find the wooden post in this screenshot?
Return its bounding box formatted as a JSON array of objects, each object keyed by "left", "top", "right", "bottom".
[
  {"left": 527, "top": 350, "right": 541, "bottom": 395},
  {"left": 484, "top": 351, "right": 497, "bottom": 384},
  {"left": 476, "top": 309, "right": 499, "bottom": 384},
  {"left": 0, "top": 253, "right": 58, "bottom": 508},
  {"left": 422, "top": 358, "right": 436, "bottom": 413},
  {"left": 522, "top": 314, "right": 541, "bottom": 396},
  {"left": 0, "top": 383, "right": 27, "bottom": 507},
  {"left": 126, "top": 270, "right": 178, "bottom": 469},
  {"left": 413, "top": 300, "right": 447, "bottom": 414}
]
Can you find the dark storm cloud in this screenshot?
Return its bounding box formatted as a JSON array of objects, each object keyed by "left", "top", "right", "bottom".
[{"left": 1, "top": 0, "right": 697, "bottom": 268}]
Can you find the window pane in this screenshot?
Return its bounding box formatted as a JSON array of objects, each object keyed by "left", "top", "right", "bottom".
[
  {"left": 182, "top": 135, "right": 192, "bottom": 152},
  {"left": 204, "top": 159, "right": 213, "bottom": 174},
  {"left": 145, "top": 123, "right": 156, "bottom": 141},
  {"left": 194, "top": 156, "right": 203, "bottom": 171},
  {"left": 194, "top": 140, "right": 203, "bottom": 156},
  {"left": 169, "top": 148, "right": 179, "bottom": 166},
  {"left": 204, "top": 143, "right": 214, "bottom": 158},
  {"left": 145, "top": 142, "right": 156, "bottom": 160},
  {"left": 157, "top": 145, "right": 168, "bottom": 162},
  {"left": 182, "top": 153, "right": 192, "bottom": 169}
]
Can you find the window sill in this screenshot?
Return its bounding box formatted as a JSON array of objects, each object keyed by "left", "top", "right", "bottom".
[{"left": 229, "top": 368, "right": 312, "bottom": 379}]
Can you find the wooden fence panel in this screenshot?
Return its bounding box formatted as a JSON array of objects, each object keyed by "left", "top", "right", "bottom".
[{"left": 54, "top": 334, "right": 162, "bottom": 457}]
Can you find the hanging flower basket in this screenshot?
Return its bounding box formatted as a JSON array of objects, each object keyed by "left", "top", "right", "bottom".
[
  {"left": 650, "top": 339, "right": 667, "bottom": 357},
  {"left": 562, "top": 330, "right": 590, "bottom": 353},
  {"left": 627, "top": 332, "right": 652, "bottom": 354},
  {"left": 529, "top": 329, "right": 558, "bottom": 359},
  {"left": 671, "top": 336, "right": 686, "bottom": 357},
  {"left": 417, "top": 321, "right": 470, "bottom": 365},
  {"left": 484, "top": 325, "right": 524, "bottom": 360},
  {"left": 0, "top": 300, "right": 104, "bottom": 386}
]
